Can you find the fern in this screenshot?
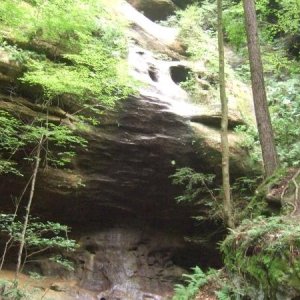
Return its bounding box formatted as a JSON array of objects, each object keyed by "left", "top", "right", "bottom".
[
  {"left": 216, "top": 288, "right": 231, "bottom": 300},
  {"left": 173, "top": 266, "right": 207, "bottom": 300}
]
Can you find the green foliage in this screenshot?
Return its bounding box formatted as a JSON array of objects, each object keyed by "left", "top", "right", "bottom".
[
  {"left": 0, "top": 41, "right": 34, "bottom": 64},
  {"left": 0, "top": 214, "right": 77, "bottom": 268},
  {"left": 172, "top": 267, "right": 241, "bottom": 300},
  {"left": 163, "top": 4, "right": 218, "bottom": 73},
  {"left": 256, "top": 0, "right": 300, "bottom": 37},
  {"left": 234, "top": 124, "right": 262, "bottom": 166},
  {"left": 0, "top": 110, "right": 87, "bottom": 171},
  {"left": 213, "top": 274, "right": 259, "bottom": 300},
  {"left": 222, "top": 0, "right": 300, "bottom": 49},
  {"left": 171, "top": 168, "right": 216, "bottom": 203},
  {"left": 0, "top": 111, "right": 24, "bottom": 151},
  {"left": 0, "top": 1, "right": 34, "bottom": 40},
  {"left": 0, "top": 0, "right": 134, "bottom": 108},
  {"left": 221, "top": 216, "right": 300, "bottom": 298},
  {"left": 173, "top": 266, "right": 208, "bottom": 300},
  {"left": 49, "top": 255, "right": 74, "bottom": 271},
  {"left": 0, "top": 111, "right": 25, "bottom": 176},
  {"left": 235, "top": 75, "right": 300, "bottom": 169},
  {"left": 0, "top": 0, "right": 117, "bottom": 47},
  {"left": 263, "top": 49, "right": 300, "bottom": 76},
  {"left": 170, "top": 168, "right": 224, "bottom": 221},
  {"left": 22, "top": 41, "right": 133, "bottom": 105},
  {"left": 223, "top": 3, "right": 246, "bottom": 50},
  {"left": 215, "top": 287, "right": 232, "bottom": 300},
  {"left": 0, "top": 280, "right": 28, "bottom": 300},
  {"left": 171, "top": 168, "right": 264, "bottom": 224},
  {"left": 179, "top": 72, "right": 200, "bottom": 99},
  {"left": 30, "top": 0, "right": 97, "bottom": 47},
  {"left": 268, "top": 77, "right": 300, "bottom": 167},
  {"left": 179, "top": 71, "right": 218, "bottom": 103},
  {"left": 24, "top": 121, "right": 87, "bottom": 167}
]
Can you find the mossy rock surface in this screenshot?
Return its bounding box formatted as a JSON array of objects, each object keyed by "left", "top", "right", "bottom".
[{"left": 221, "top": 216, "right": 300, "bottom": 299}]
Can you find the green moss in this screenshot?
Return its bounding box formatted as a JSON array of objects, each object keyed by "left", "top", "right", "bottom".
[{"left": 221, "top": 216, "right": 300, "bottom": 298}]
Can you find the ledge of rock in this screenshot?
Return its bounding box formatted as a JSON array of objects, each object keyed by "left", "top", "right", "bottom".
[{"left": 127, "top": 0, "right": 177, "bottom": 21}]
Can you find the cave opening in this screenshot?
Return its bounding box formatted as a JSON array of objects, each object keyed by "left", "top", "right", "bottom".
[{"left": 170, "top": 65, "right": 191, "bottom": 84}]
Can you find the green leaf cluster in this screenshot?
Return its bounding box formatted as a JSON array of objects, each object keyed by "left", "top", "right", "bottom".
[
  {"left": 171, "top": 167, "right": 216, "bottom": 203},
  {"left": 0, "top": 110, "right": 87, "bottom": 173},
  {"left": 0, "top": 0, "right": 109, "bottom": 46},
  {"left": 22, "top": 41, "right": 133, "bottom": 105},
  {"left": 256, "top": 0, "right": 300, "bottom": 37},
  {"left": 223, "top": 3, "right": 246, "bottom": 50},
  {"left": 0, "top": 111, "right": 25, "bottom": 176},
  {"left": 0, "top": 280, "right": 28, "bottom": 300},
  {"left": 235, "top": 76, "right": 300, "bottom": 168},
  {"left": 0, "top": 213, "right": 77, "bottom": 262},
  {"left": 173, "top": 266, "right": 208, "bottom": 300},
  {"left": 161, "top": 3, "right": 218, "bottom": 71},
  {"left": 0, "top": 0, "right": 134, "bottom": 108},
  {"left": 268, "top": 77, "right": 300, "bottom": 167}
]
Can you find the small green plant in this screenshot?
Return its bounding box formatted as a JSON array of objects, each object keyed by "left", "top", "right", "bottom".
[
  {"left": 0, "top": 280, "right": 28, "bottom": 300},
  {"left": 49, "top": 255, "right": 75, "bottom": 271},
  {"left": 173, "top": 266, "right": 208, "bottom": 300},
  {"left": 170, "top": 167, "right": 224, "bottom": 220},
  {"left": 27, "top": 271, "right": 44, "bottom": 280},
  {"left": 171, "top": 167, "right": 216, "bottom": 204},
  {"left": 0, "top": 41, "right": 34, "bottom": 64}
]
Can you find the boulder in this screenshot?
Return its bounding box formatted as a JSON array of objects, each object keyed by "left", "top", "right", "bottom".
[{"left": 127, "top": 0, "right": 176, "bottom": 21}]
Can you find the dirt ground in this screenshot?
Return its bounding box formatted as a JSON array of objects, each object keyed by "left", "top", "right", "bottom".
[{"left": 0, "top": 270, "right": 95, "bottom": 300}]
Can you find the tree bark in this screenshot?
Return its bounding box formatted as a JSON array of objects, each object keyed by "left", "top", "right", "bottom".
[
  {"left": 217, "top": 0, "right": 234, "bottom": 228},
  {"left": 242, "top": 0, "right": 278, "bottom": 177}
]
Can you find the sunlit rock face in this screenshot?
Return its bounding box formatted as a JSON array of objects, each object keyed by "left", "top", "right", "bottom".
[{"left": 0, "top": 1, "right": 254, "bottom": 299}]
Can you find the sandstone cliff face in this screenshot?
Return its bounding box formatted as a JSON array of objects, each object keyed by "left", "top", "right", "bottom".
[
  {"left": 127, "top": 0, "right": 177, "bottom": 21},
  {"left": 0, "top": 1, "right": 255, "bottom": 299}
]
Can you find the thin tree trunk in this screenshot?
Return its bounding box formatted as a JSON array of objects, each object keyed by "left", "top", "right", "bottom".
[
  {"left": 217, "top": 0, "right": 234, "bottom": 228},
  {"left": 15, "top": 134, "right": 44, "bottom": 278},
  {"left": 242, "top": 0, "right": 278, "bottom": 177},
  {"left": 0, "top": 175, "right": 34, "bottom": 270}
]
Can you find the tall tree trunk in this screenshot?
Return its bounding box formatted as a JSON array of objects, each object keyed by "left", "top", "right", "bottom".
[
  {"left": 242, "top": 0, "right": 278, "bottom": 177},
  {"left": 15, "top": 134, "right": 44, "bottom": 278},
  {"left": 217, "top": 0, "right": 234, "bottom": 228}
]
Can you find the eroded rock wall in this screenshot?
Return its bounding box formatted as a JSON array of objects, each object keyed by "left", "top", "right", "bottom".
[{"left": 0, "top": 1, "right": 255, "bottom": 299}]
